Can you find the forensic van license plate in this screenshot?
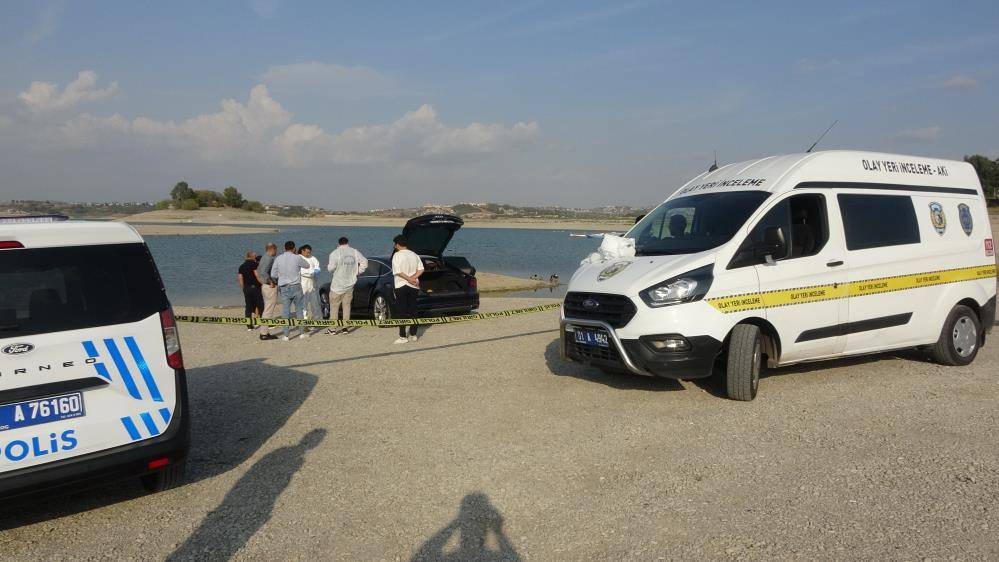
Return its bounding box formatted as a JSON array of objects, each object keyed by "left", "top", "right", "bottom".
[
  {"left": 574, "top": 328, "right": 609, "bottom": 348},
  {"left": 0, "top": 392, "right": 85, "bottom": 432}
]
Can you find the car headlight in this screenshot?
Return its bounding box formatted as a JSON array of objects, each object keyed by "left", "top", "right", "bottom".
[{"left": 640, "top": 265, "right": 713, "bottom": 308}]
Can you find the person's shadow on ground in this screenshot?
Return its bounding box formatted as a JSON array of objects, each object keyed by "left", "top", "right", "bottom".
[
  {"left": 167, "top": 428, "right": 326, "bottom": 561},
  {"left": 412, "top": 492, "right": 522, "bottom": 562}
]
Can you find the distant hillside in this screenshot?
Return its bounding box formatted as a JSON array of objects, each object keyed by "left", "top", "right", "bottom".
[
  {"left": 3, "top": 199, "right": 155, "bottom": 218},
  {"left": 349, "top": 202, "right": 651, "bottom": 221}
]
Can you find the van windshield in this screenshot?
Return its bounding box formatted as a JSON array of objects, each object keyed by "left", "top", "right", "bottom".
[
  {"left": 0, "top": 243, "right": 169, "bottom": 339},
  {"left": 627, "top": 191, "right": 770, "bottom": 256}
]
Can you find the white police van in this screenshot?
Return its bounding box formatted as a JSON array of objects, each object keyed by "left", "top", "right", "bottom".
[
  {"left": 0, "top": 216, "right": 189, "bottom": 498},
  {"left": 561, "top": 151, "right": 997, "bottom": 400}
]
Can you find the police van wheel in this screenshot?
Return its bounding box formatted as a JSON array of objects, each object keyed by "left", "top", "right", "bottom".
[
  {"left": 140, "top": 461, "right": 187, "bottom": 493},
  {"left": 928, "top": 305, "right": 981, "bottom": 366},
  {"left": 726, "top": 324, "right": 763, "bottom": 401}
]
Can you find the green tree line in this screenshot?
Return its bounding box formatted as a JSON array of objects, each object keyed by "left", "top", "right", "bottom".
[
  {"left": 965, "top": 155, "right": 999, "bottom": 200},
  {"left": 155, "top": 182, "right": 265, "bottom": 213}
]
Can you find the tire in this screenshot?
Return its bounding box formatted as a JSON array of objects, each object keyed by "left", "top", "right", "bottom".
[
  {"left": 372, "top": 293, "right": 392, "bottom": 327},
  {"left": 927, "top": 305, "right": 981, "bottom": 366},
  {"left": 725, "top": 324, "right": 763, "bottom": 401},
  {"left": 140, "top": 461, "right": 186, "bottom": 493},
  {"left": 319, "top": 289, "right": 330, "bottom": 320}
]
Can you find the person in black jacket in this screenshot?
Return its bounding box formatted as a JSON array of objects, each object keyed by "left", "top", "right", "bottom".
[{"left": 237, "top": 250, "right": 269, "bottom": 336}]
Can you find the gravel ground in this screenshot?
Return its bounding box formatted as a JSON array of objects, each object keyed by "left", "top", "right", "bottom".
[{"left": 1, "top": 296, "right": 997, "bottom": 560}]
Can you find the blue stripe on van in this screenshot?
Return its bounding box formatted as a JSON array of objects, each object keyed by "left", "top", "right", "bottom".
[
  {"left": 124, "top": 336, "right": 163, "bottom": 402},
  {"left": 94, "top": 363, "right": 112, "bottom": 381},
  {"left": 139, "top": 412, "right": 159, "bottom": 436},
  {"left": 82, "top": 340, "right": 99, "bottom": 358},
  {"left": 158, "top": 407, "right": 171, "bottom": 425},
  {"left": 103, "top": 338, "right": 142, "bottom": 400},
  {"left": 120, "top": 416, "right": 142, "bottom": 441}
]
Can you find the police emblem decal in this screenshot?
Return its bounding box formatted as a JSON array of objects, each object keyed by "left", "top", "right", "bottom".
[
  {"left": 957, "top": 204, "right": 973, "bottom": 236},
  {"left": 928, "top": 202, "right": 946, "bottom": 235},
  {"left": 598, "top": 261, "right": 631, "bottom": 281}
]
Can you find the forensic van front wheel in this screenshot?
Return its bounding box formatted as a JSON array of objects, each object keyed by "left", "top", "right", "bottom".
[
  {"left": 140, "top": 461, "right": 187, "bottom": 493},
  {"left": 927, "top": 305, "right": 982, "bottom": 366},
  {"left": 725, "top": 324, "right": 763, "bottom": 401}
]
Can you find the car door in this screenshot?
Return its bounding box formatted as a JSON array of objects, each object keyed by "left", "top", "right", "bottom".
[
  {"left": 730, "top": 192, "right": 849, "bottom": 363},
  {"left": 351, "top": 260, "right": 384, "bottom": 315}
]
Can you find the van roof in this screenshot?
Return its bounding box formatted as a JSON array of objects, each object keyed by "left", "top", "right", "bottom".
[
  {"left": 0, "top": 219, "right": 143, "bottom": 249},
  {"left": 670, "top": 150, "right": 982, "bottom": 200}
]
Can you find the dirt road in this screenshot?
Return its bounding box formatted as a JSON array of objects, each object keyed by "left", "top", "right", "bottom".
[{"left": 1, "top": 297, "right": 997, "bottom": 560}]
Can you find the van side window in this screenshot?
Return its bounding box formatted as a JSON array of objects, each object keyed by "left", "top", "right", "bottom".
[
  {"left": 838, "top": 194, "right": 920, "bottom": 250},
  {"left": 729, "top": 194, "right": 828, "bottom": 268}
]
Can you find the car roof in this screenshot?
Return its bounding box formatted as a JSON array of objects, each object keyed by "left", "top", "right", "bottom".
[
  {"left": 0, "top": 220, "right": 144, "bottom": 249},
  {"left": 667, "top": 150, "right": 981, "bottom": 201}
]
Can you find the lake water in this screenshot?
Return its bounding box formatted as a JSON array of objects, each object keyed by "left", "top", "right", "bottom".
[{"left": 145, "top": 225, "right": 605, "bottom": 306}]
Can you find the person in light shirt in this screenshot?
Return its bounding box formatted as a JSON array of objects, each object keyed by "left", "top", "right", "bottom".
[
  {"left": 325, "top": 236, "right": 368, "bottom": 335},
  {"left": 298, "top": 244, "right": 321, "bottom": 322},
  {"left": 271, "top": 240, "right": 311, "bottom": 341},
  {"left": 391, "top": 235, "right": 424, "bottom": 344}
]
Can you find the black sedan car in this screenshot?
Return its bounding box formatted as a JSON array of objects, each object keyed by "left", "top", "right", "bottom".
[{"left": 319, "top": 214, "right": 480, "bottom": 321}]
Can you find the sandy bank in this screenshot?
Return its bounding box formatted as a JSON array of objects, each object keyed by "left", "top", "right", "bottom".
[
  {"left": 132, "top": 224, "right": 280, "bottom": 236},
  {"left": 122, "top": 208, "right": 632, "bottom": 232}
]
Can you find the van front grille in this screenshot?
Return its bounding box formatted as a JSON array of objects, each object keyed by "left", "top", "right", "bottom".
[{"left": 563, "top": 292, "right": 636, "bottom": 328}]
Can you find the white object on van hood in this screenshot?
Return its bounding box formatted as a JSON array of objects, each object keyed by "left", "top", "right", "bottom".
[{"left": 580, "top": 234, "right": 636, "bottom": 265}]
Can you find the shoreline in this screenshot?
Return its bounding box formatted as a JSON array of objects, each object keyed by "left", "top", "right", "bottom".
[{"left": 117, "top": 209, "right": 633, "bottom": 233}]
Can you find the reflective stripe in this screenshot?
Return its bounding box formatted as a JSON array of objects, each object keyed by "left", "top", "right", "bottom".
[
  {"left": 120, "top": 416, "right": 141, "bottom": 441},
  {"left": 103, "top": 339, "right": 142, "bottom": 400},
  {"left": 139, "top": 412, "right": 159, "bottom": 436},
  {"left": 124, "top": 336, "right": 163, "bottom": 403},
  {"left": 158, "top": 407, "right": 171, "bottom": 425}
]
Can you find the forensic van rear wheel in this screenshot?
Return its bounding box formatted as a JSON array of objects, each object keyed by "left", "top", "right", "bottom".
[
  {"left": 928, "top": 305, "right": 981, "bottom": 366},
  {"left": 725, "top": 324, "right": 763, "bottom": 401},
  {"left": 140, "top": 461, "right": 186, "bottom": 493}
]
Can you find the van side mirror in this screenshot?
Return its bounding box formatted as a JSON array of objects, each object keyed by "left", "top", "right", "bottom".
[
  {"left": 753, "top": 225, "right": 787, "bottom": 262},
  {"left": 634, "top": 214, "right": 646, "bottom": 224}
]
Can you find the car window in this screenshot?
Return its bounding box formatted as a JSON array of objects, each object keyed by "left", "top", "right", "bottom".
[
  {"left": 838, "top": 193, "right": 920, "bottom": 250},
  {"left": 360, "top": 260, "right": 384, "bottom": 277},
  {"left": 0, "top": 243, "right": 169, "bottom": 338},
  {"left": 729, "top": 194, "right": 830, "bottom": 269}
]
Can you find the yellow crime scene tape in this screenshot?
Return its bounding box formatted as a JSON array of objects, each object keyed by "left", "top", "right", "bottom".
[
  {"left": 175, "top": 302, "right": 562, "bottom": 328},
  {"left": 706, "top": 263, "right": 997, "bottom": 314}
]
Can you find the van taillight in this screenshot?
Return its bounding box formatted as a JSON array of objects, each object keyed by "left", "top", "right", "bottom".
[
  {"left": 0, "top": 241, "right": 24, "bottom": 249},
  {"left": 469, "top": 277, "right": 477, "bottom": 290},
  {"left": 159, "top": 308, "right": 184, "bottom": 369}
]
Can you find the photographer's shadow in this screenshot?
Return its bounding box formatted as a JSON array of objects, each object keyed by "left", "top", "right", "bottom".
[{"left": 412, "top": 492, "right": 521, "bottom": 562}]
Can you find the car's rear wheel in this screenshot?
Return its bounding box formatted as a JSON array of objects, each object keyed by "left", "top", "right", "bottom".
[
  {"left": 319, "top": 289, "right": 330, "bottom": 320},
  {"left": 140, "top": 461, "right": 186, "bottom": 493},
  {"left": 928, "top": 305, "right": 981, "bottom": 366},
  {"left": 372, "top": 294, "right": 391, "bottom": 326},
  {"left": 725, "top": 323, "right": 763, "bottom": 401}
]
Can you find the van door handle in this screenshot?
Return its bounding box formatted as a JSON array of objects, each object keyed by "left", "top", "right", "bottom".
[{"left": 826, "top": 260, "right": 844, "bottom": 267}]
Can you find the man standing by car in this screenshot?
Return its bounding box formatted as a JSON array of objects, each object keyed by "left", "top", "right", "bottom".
[
  {"left": 299, "top": 244, "right": 322, "bottom": 321},
  {"left": 257, "top": 243, "right": 279, "bottom": 340},
  {"left": 391, "top": 235, "right": 423, "bottom": 344},
  {"left": 272, "top": 240, "right": 312, "bottom": 341},
  {"left": 237, "top": 250, "right": 265, "bottom": 332},
  {"left": 325, "top": 236, "right": 368, "bottom": 335}
]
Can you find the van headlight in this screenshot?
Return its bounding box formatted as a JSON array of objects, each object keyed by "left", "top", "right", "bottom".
[{"left": 640, "top": 265, "right": 713, "bottom": 308}]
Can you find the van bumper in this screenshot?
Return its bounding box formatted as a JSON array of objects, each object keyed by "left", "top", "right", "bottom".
[
  {"left": 560, "top": 319, "right": 721, "bottom": 379},
  {"left": 0, "top": 369, "right": 190, "bottom": 500}
]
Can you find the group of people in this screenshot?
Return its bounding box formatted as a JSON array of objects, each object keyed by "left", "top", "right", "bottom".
[
  {"left": 529, "top": 273, "right": 560, "bottom": 284},
  {"left": 236, "top": 235, "right": 426, "bottom": 345}
]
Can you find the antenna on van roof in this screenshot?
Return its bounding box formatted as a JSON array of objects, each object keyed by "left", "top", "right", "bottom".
[
  {"left": 806, "top": 120, "right": 838, "bottom": 153},
  {"left": 708, "top": 150, "right": 718, "bottom": 172}
]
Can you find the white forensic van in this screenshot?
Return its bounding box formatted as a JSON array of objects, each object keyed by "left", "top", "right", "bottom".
[
  {"left": 561, "top": 151, "right": 997, "bottom": 400},
  {"left": 0, "top": 216, "right": 189, "bottom": 498}
]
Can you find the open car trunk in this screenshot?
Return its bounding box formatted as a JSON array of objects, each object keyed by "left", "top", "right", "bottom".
[
  {"left": 403, "top": 214, "right": 476, "bottom": 297},
  {"left": 419, "top": 256, "right": 469, "bottom": 295}
]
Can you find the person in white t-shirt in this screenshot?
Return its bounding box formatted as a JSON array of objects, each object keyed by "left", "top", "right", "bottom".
[
  {"left": 391, "top": 235, "right": 424, "bottom": 344},
  {"left": 324, "top": 236, "right": 368, "bottom": 335},
  {"left": 298, "top": 245, "right": 322, "bottom": 321}
]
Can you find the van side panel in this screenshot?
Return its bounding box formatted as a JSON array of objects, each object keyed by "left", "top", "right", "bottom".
[{"left": 842, "top": 193, "right": 994, "bottom": 355}]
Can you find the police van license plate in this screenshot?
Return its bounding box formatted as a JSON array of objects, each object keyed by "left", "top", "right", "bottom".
[
  {"left": 0, "top": 392, "right": 85, "bottom": 432},
  {"left": 574, "top": 328, "right": 609, "bottom": 348}
]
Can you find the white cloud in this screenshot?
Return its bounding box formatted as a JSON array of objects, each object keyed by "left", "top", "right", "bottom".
[
  {"left": 942, "top": 74, "right": 978, "bottom": 89},
  {"left": 19, "top": 71, "right": 120, "bottom": 113},
  {"left": 890, "top": 125, "right": 941, "bottom": 142},
  {"left": 259, "top": 62, "right": 398, "bottom": 99},
  {"left": 12, "top": 77, "right": 539, "bottom": 167}
]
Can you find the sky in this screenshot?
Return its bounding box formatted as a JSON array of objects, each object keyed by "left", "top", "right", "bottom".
[{"left": 0, "top": 0, "right": 997, "bottom": 209}]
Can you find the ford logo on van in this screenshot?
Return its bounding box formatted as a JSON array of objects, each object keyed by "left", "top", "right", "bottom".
[
  {"left": 581, "top": 298, "right": 600, "bottom": 310},
  {"left": 2, "top": 343, "right": 34, "bottom": 355}
]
